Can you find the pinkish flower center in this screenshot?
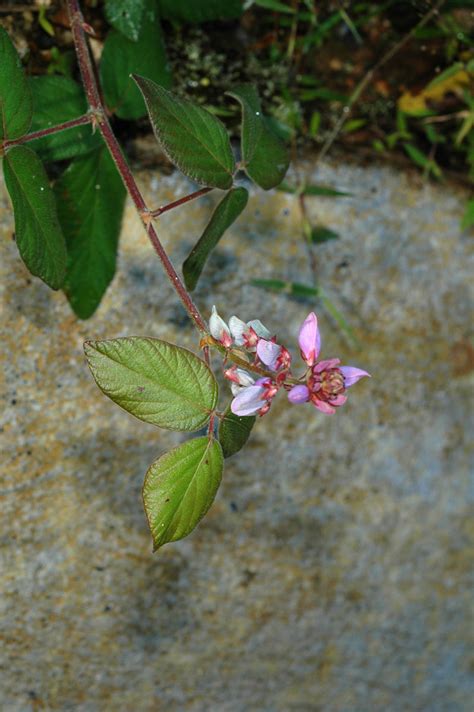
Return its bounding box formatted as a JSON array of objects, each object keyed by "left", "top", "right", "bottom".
[{"left": 309, "top": 367, "right": 345, "bottom": 400}]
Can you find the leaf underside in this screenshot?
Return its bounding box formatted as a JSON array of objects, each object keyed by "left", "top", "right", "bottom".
[
  {"left": 84, "top": 337, "right": 218, "bottom": 431},
  {"left": 3, "top": 145, "right": 67, "bottom": 289},
  {"left": 227, "top": 84, "right": 289, "bottom": 190},
  {"left": 133, "top": 75, "right": 235, "bottom": 189},
  {"left": 143, "top": 436, "right": 223, "bottom": 550},
  {"left": 54, "top": 147, "right": 126, "bottom": 319},
  {"left": 183, "top": 186, "right": 248, "bottom": 291}
]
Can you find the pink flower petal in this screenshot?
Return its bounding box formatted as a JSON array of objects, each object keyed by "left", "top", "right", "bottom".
[
  {"left": 312, "top": 358, "right": 341, "bottom": 373},
  {"left": 256, "top": 339, "right": 281, "bottom": 370},
  {"left": 231, "top": 385, "right": 265, "bottom": 416},
  {"left": 288, "top": 385, "right": 310, "bottom": 404},
  {"left": 330, "top": 394, "right": 347, "bottom": 407},
  {"left": 311, "top": 398, "right": 336, "bottom": 415},
  {"left": 340, "top": 366, "right": 371, "bottom": 388},
  {"left": 298, "top": 312, "right": 321, "bottom": 366}
]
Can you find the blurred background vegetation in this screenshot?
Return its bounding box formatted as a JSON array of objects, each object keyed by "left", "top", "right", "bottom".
[{"left": 2, "top": 0, "right": 472, "bottom": 210}]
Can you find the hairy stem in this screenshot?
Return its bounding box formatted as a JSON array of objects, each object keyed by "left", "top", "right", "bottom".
[
  {"left": 66, "top": 0, "right": 208, "bottom": 337},
  {"left": 2, "top": 114, "right": 92, "bottom": 150},
  {"left": 151, "top": 187, "right": 213, "bottom": 218}
]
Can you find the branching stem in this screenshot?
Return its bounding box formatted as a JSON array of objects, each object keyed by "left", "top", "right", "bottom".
[
  {"left": 66, "top": 0, "right": 209, "bottom": 339},
  {"left": 2, "top": 114, "right": 92, "bottom": 150},
  {"left": 151, "top": 187, "right": 213, "bottom": 218}
]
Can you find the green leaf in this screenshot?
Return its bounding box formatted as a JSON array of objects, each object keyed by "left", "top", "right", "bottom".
[
  {"left": 277, "top": 181, "right": 351, "bottom": 197},
  {"left": 251, "top": 278, "right": 319, "bottom": 298},
  {"left": 0, "top": 27, "right": 32, "bottom": 140},
  {"left": 28, "top": 76, "right": 100, "bottom": 162},
  {"left": 403, "top": 143, "right": 442, "bottom": 178},
  {"left": 251, "top": 0, "right": 296, "bottom": 12},
  {"left": 303, "top": 184, "right": 351, "bottom": 197},
  {"left": 101, "top": 2, "right": 171, "bottom": 121},
  {"left": 133, "top": 75, "right": 235, "bottom": 188},
  {"left": 227, "top": 84, "right": 289, "bottom": 190},
  {"left": 84, "top": 338, "right": 218, "bottom": 431},
  {"left": 461, "top": 199, "right": 474, "bottom": 231},
  {"left": 183, "top": 187, "right": 248, "bottom": 291},
  {"left": 54, "top": 147, "right": 126, "bottom": 319},
  {"left": 158, "top": 0, "right": 243, "bottom": 22},
  {"left": 3, "top": 145, "right": 67, "bottom": 289},
  {"left": 143, "top": 436, "right": 223, "bottom": 550},
  {"left": 104, "top": 0, "right": 146, "bottom": 41},
  {"left": 310, "top": 226, "right": 339, "bottom": 243},
  {"left": 219, "top": 407, "right": 255, "bottom": 459},
  {"left": 426, "top": 62, "right": 464, "bottom": 90}
]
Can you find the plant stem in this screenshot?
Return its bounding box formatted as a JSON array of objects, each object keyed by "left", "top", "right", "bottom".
[
  {"left": 66, "top": 0, "right": 208, "bottom": 337},
  {"left": 2, "top": 114, "right": 92, "bottom": 150},
  {"left": 151, "top": 187, "right": 213, "bottom": 218}
]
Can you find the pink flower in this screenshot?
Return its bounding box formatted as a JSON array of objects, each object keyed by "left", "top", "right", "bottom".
[
  {"left": 298, "top": 311, "right": 321, "bottom": 366},
  {"left": 256, "top": 339, "right": 291, "bottom": 371},
  {"left": 288, "top": 312, "right": 370, "bottom": 415},
  {"left": 229, "top": 316, "right": 271, "bottom": 351},
  {"left": 209, "top": 306, "right": 232, "bottom": 348},
  {"left": 231, "top": 377, "right": 278, "bottom": 417}
]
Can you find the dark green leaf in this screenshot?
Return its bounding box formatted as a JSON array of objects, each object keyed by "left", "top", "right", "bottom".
[
  {"left": 134, "top": 75, "right": 235, "bottom": 188},
  {"left": 54, "top": 147, "right": 126, "bottom": 319},
  {"left": 158, "top": 0, "right": 243, "bottom": 22},
  {"left": 105, "top": 0, "right": 146, "bottom": 41},
  {"left": 0, "top": 27, "right": 32, "bottom": 140},
  {"left": 101, "top": 2, "right": 171, "bottom": 121},
  {"left": 84, "top": 338, "right": 218, "bottom": 431},
  {"left": 143, "top": 436, "right": 223, "bottom": 550},
  {"left": 227, "top": 84, "right": 289, "bottom": 190},
  {"left": 28, "top": 76, "right": 100, "bottom": 162},
  {"left": 3, "top": 145, "right": 67, "bottom": 289},
  {"left": 251, "top": 278, "right": 319, "bottom": 298},
  {"left": 310, "top": 226, "right": 339, "bottom": 243},
  {"left": 183, "top": 187, "right": 248, "bottom": 291},
  {"left": 219, "top": 407, "right": 255, "bottom": 458}
]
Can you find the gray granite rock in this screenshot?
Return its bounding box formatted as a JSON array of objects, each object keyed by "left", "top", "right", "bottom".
[{"left": 0, "top": 158, "right": 472, "bottom": 711}]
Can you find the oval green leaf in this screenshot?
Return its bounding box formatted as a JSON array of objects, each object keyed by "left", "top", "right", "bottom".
[
  {"left": 0, "top": 27, "right": 32, "bottom": 141},
  {"left": 104, "top": 0, "right": 146, "bottom": 41},
  {"left": 3, "top": 145, "right": 67, "bottom": 289},
  {"left": 54, "top": 147, "right": 126, "bottom": 319},
  {"left": 218, "top": 407, "right": 255, "bottom": 458},
  {"left": 133, "top": 75, "right": 235, "bottom": 189},
  {"left": 101, "top": 1, "right": 171, "bottom": 121},
  {"left": 143, "top": 436, "right": 224, "bottom": 550},
  {"left": 28, "top": 76, "right": 100, "bottom": 162},
  {"left": 84, "top": 337, "right": 218, "bottom": 431},
  {"left": 226, "top": 84, "right": 289, "bottom": 190},
  {"left": 183, "top": 187, "right": 248, "bottom": 291}
]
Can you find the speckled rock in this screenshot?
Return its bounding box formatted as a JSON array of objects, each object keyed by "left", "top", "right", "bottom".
[{"left": 0, "top": 157, "right": 472, "bottom": 712}]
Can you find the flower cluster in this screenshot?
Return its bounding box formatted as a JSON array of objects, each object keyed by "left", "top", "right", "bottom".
[{"left": 209, "top": 307, "right": 370, "bottom": 417}]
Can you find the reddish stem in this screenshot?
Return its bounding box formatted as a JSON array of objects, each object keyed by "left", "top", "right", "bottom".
[
  {"left": 151, "top": 187, "right": 213, "bottom": 218},
  {"left": 2, "top": 114, "right": 92, "bottom": 150},
  {"left": 66, "top": 0, "right": 208, "bottom": 336}
]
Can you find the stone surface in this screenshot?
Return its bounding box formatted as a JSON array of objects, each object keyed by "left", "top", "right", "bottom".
[{"left": 0, "top": 158, "right": 472, "bottom": 711}]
